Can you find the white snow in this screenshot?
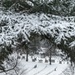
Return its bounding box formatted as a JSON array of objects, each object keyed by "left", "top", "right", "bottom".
[
  {"left": 0, "top": 12, "right": 75, "bottom": 59},
  {"left": 0, "top": 53, "right": 72, "bottom": 75},
  {"left": 0, "top": 10, "right": 75, "bottom": 75},
  {"left": 0, "top": 11, "right": 75, "bottom": 47},
  {"left": 18, "top": 58, "right": 68, "bottom": 75}
]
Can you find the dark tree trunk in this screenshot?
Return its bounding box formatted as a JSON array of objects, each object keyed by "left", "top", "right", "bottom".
[
  {"left": 26, "top": 50, "right": 29, "bottom": 62},
  {"left": 49, "top": 49, "right": 52, "bottom": 65},
  {"left": 71, "top": 61, "right": 73, "bottom": 66}
]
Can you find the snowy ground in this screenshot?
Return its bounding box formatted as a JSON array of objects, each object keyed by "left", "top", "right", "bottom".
[
  {"left": 18, "top": 59, "right": 68, "bottom": 75},
  {"left": 13, "top": 54, "right": 69, "bottom": 75},
  {"left": 22, "top": 60, "right": 67, "bottom": 75},
  {"left": 0, "top": 53, "right": 72, "bottom": 75}
]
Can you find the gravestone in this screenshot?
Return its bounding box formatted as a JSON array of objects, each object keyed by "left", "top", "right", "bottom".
[
  {"left": 59, "top": 61, "right": 62, "bottom": 64},
  {"left": 51, "top": 60, "right": 55, "bottom": 63},
  {"left": 45, "top": 59, "right": 48, "bottom": 63},
  {"left": 32, "top": 58, "right": 36, "bottom": 62},
  {"left": 39, "top": 59, "right": 43, "bottom": 63},
  {"left": 22, "top": 56, "right": 25, "bottom": 59}
]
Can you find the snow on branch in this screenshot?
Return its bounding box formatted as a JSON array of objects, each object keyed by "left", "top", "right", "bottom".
[{"left": 0, "top": 11, "right": 75, "bottom": 47}]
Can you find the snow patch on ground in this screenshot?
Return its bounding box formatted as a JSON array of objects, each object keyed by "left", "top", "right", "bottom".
[{"left": 19, "top": 60, "right": 68, "bottom": 75}]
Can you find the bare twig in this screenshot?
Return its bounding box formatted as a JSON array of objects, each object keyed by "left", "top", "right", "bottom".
[{"left": 0, "top": 56, "right": 18, "bottom": 73}]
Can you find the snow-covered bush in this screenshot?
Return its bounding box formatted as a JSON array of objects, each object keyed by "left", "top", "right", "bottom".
[{"left": 0, "top": 8, "right": 75, "bottom": 67}]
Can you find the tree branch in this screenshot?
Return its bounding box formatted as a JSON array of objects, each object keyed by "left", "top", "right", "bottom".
[
  {"left": 0, "top": 57, "right": 18, "bottom": 73},
  {"left": 28, "top": 0, "right": 38, "bottom": 6}
]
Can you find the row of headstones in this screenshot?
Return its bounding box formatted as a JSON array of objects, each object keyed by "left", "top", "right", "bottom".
[
  {"left": 37, "top": 59, "right": 69, "bottom": 64},
  {"left": 17, "top": 56, "right": 25, "bottom": 59},
  {"left": 32, "top": 58, "right": 65, "bottom": 64},
  {"left": 17, "top": 56, "right": 65, "bottom": 64},
  {"left": 17, "top": 56, "right": 49, "bottom": 62},
  {"left": 17, "top": 56, "right": 70, "bottom": 64}
]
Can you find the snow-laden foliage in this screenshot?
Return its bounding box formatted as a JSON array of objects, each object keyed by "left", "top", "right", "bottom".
[
  {"left": 0, "top": 7, "right": 75, "bottom": 74},
  {"left": 0, "top": 10, "right": 75, "bottom": 63},
  {"left": 0, "top": 10, "right": 75, "bottom": 48}
]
